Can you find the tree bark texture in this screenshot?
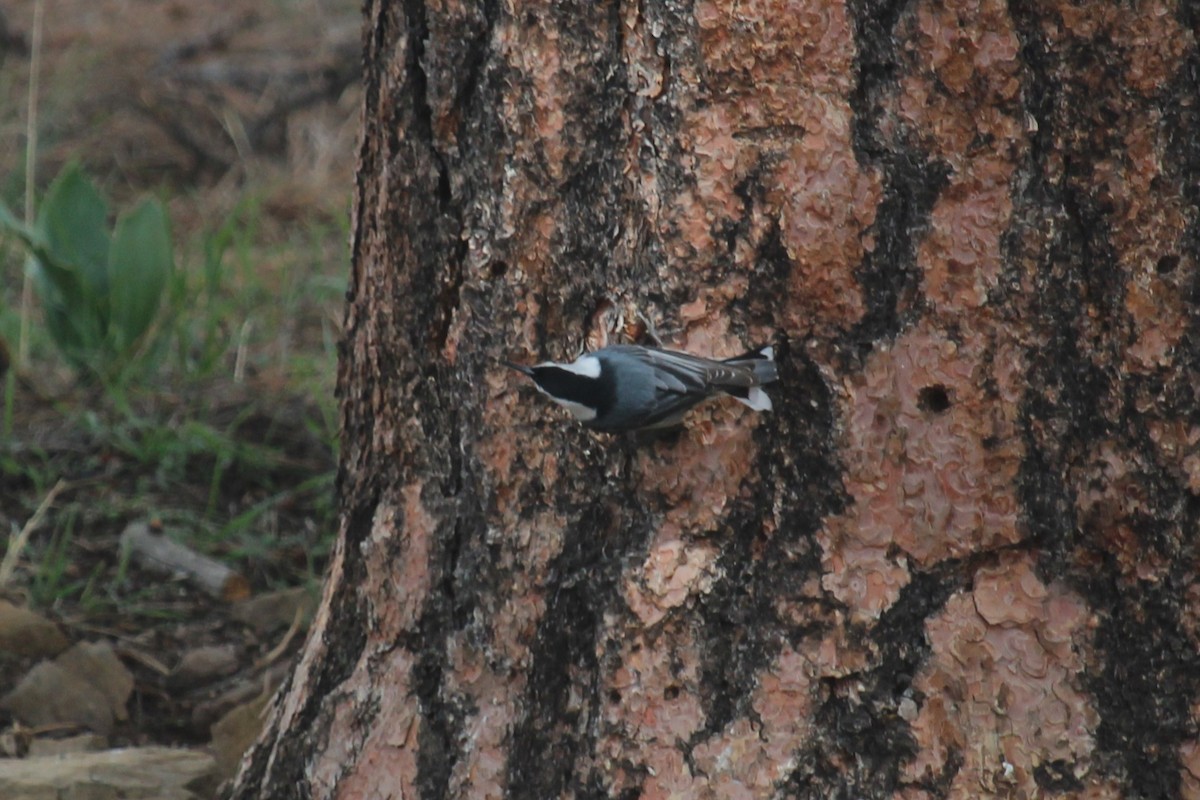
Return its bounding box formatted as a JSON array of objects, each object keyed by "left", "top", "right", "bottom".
[{"left": 228, "top": 1, "right": 1200, "bottom": 798}]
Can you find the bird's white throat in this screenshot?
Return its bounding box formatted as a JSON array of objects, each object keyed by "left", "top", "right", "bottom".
[{"left": 558, "top": 354, "right": 601, "bottom": 378}]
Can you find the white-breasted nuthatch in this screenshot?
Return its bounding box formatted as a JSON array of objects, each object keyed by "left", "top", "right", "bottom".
[{"left": 504, "top": 344, "right": 778, "bottom": 432}]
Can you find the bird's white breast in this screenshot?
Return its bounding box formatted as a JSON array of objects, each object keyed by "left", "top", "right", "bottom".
[{"left": 554, "top": 398, "right": 598, "bottom": 421}]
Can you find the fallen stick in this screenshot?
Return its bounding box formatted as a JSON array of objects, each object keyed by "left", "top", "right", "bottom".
[
  {"left": 119, "top": 522, "right": 250, "bottom": 602},
  {"left": 0, "top": 746, "right": 216, "bottom": 800}
]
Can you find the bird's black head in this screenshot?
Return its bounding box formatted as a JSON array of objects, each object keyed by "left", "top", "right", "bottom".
[
  {"left": 505, "top": 355, "right": 617, "bottom": 423},
  {"left": 531, "top": 365, "right": 600, "bottom": 404}
]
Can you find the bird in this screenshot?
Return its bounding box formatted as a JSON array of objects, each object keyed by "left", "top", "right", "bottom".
[{"left": 504, "top": 343, "right": 778, "bottom": 432}]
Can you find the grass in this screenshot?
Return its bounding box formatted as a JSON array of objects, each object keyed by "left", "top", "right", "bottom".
[
  {"left": 29, "top": 505, "right": 78, "bottom": 609},
  {"left": 1, "top": 181, "right": 345, "bottom": 611}
]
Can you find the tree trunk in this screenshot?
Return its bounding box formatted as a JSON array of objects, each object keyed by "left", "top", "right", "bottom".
[{"left": 227, "top": 1, "right": 1200, "bottom": 798}]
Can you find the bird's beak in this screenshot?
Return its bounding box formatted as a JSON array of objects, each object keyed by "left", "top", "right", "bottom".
[{"left": 501, "top": 360, "right": 534, "bottom": 377}]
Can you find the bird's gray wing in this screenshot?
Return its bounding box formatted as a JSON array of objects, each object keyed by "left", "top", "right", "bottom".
[{"left": 613, "top": 346, "right": 755, "bottom": 394}]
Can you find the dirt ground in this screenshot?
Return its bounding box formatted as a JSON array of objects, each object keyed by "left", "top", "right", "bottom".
[{"left": 0, "top": 0, "right": 361, "bottom": 792}]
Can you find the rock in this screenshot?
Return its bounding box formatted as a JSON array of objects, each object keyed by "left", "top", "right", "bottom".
[
  {"left": 1, "top": 661, "right": 116, "bottom": 735},
  {"left": 56, "top": 641, "right": 134, "bottom": 722},
  {"left": 210, "top": 694, "right": 271, "bottom": 783},
  {"left": 0, "top": 746, "right": 217, "bottom": 800},
  {"left": 191, "top": 661, "right": 289, "bottom": 732},
  {"left": 0, "top": 641, "right": 134, "bottom": 735},
  {"left": 231, "top": 585, "right": 316, "bottom": 635},
  {"left": 0, "top": 601, "right": 68, "bottom": 659},
  {"left": 168, "top": 644, "right": 240, "bottom": 689}
]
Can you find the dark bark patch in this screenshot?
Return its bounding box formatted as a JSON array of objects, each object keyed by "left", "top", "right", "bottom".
[
  {"left": 843, "top": 0, "right": 950, "bottom": 360},
  {"left": 847, "top": 0, "right": 905, "bottom": 161},
  {"left": 1033, "top": 759, "right": 1084, "bottom": 793},
  {"left": 413, "top": 606, "right": 463, "bottom": 800},
  {"left": 784, "top": 566, "right": 963, "bottom": 798},
  {"left": 1007, "top": 19, "right": 1200, "bottom": 793},
  {"left": 1086, "top": 581, "right": 1199, "bottom": 798},
  {"left": 1008, "top": 12, "right": 1200, "bottom": 795},
  {"left": 693, "top": 349, "right": 843, "bottom": 736},
  {"left": 518, "top": 579, "right": 598, "bottom": 751},
  {"left": 507, "top": 500, "right": 636, "bottom": 800},
  {"left": 734, "top": 209, "right": 798, "bottom": 334},
  {"left": 846, "top": 153, "right": 950, "bottom": 360},
  {"left": 410, "top": 516, "right": 473, "bottom": 800},
  {"left": 399, "top": 0, "right": 448, "bottom": 206}
]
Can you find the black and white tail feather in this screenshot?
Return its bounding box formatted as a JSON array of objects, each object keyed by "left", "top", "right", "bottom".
[
  {"left": 504, "top": 343, "right": 779, "bottom": 433},
  {"left": 618, "top": 344, "right": 777, "bottom": 411}
]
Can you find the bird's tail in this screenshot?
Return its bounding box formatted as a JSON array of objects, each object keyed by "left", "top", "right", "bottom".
[
  {"left": 723, "top": 345, "right": 778, "bottom": 385},
  {"left": 721, "top": 345, "right": 777, "bottom": 411}
]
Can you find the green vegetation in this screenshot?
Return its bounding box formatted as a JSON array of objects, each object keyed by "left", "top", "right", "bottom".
[
  {"left": 1, "top": 161, "right": 345, "bottom": 615},
  {"left": 1, "top": 161, "right": 174, "bottom": 383}
]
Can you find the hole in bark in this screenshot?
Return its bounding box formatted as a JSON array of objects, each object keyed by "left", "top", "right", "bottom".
[
  {"left": 664, "top": 685, "right": 680, "bottom": 701},
  {"left": 1034, "top": 760, "right": 1083, "bottom": 792},
  {"left": 1156, "top": 254, "right": 1179, "bottom": 274},
  {"left": 918, "top": 385, "right": 951, "bottom": 413},
  {"left": 488, "top": 260, "right": 509, "bottom": 278},
  {"left": 608, "top": 690, "right": 622, "bottom": 704}
]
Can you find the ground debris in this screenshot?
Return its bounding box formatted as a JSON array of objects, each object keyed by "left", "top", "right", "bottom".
[
  {"left": 0, "top": 601, "right": 68, "bottom": 659},
  {"left": 0, "top": 745, "right": 216, "bottom": 800},
  {"left": 168, "top": 645, "right": 241, "bottom": 690},
  {"left": 230, "top": 585, "right": 316, "bottom": 635}
]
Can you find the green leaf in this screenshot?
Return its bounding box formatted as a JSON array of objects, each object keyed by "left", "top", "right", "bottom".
[
  {"left": 0, "top": 199, "right": 32, "bottom": 242},
  {"left": 11, "top": 164, "right": 116, "bottom": 370},
  {"left": 107, "top": 198, "right": 173, "bottom": 352},
  {"left": 37, "top": 162, "right": 111, "bottom": 307},
  {"left": 2, "top": 200, "right": 93, "bottom": 368},
  {"left": 29, "top": 264, "right": 102, "bottom": 369},
  {"left": 0, "top": 199, "right": 63, "bottom": 277},
  {"left": 0, "top": 201, "right": 55, "bottom": 282}
]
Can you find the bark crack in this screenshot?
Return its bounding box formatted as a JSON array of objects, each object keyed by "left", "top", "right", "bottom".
[{"left": 400, "top": 0, "right": 449, "bottom": 208}]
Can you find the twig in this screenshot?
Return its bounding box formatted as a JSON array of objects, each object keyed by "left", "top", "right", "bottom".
[
  {"left": 0, "top": 477, "right": 66, "bottom": 586},
  {"left": 28, "top": 721, "right": 89, "bottom": 737},
  {"left": 120, "top": 521, "right": 251, "bottom": 601},
  {"left": 17, "top": 0, "right": 43, "bottom": 368},
  {"left": 59, "top": 620, "right": 141, "bottom": 642},
  {"left": 252, "top": 602, "right": 304, "bottom": 670},
  {"left": 114, "top": 644, "right": 172, "bottom": 676}
]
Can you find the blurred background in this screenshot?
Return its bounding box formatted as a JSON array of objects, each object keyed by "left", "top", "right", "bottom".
[{"left": 0, "top": 0, "right": 360, "bottom": 792}]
